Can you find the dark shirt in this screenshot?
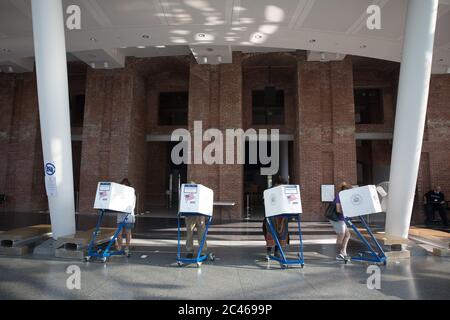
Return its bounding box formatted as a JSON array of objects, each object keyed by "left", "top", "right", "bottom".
[
  {"left": 424, "top": 191, "right": 445, "bottom": 205},
  {"left": 333, "top": 195, "right": 345, "bottom": 221}
]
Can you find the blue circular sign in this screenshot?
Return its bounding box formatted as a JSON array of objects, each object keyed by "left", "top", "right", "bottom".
[{"left": 45, "top": 163, "right": 56, "bottom": 176}]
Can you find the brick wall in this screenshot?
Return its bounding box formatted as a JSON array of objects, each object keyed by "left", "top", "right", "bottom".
[{"left": 0, "top": 54, "right": 448, "bottom": 227}]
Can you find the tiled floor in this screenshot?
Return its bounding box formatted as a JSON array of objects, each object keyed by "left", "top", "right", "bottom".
[{"left": 0, "top": 221, "right": 449, "bottom": 300}]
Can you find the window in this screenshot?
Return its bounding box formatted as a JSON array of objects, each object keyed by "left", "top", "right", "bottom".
[
  {"left": 354, "top": 88, "right": 383, "bottom": 124},
  {"left": 158, "top": 92, "right": 188, "bottom": 125},
  {"left": 252, "top": 89, "right": 284, "bottom": 125},
  {"left": 69, "top": 94, "right": 85, "bottom": 127}
]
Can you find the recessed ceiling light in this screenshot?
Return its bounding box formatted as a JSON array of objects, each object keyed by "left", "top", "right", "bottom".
[
  {"left": 253, "top": 33, "right": 263, "bottom": 39},
  {"left": 360, "top": 44, "right": 367, "bottom": 48},
  {"left": 202, "top": 56, "right": 208, "bottom": 63},
  {"left": 137, "top": 46, "right": 146, "bottom": 49},
  {"left": 309, "top": 39, "right": 316, "bottom": 43},
  {"left": 198, "top": 33, "right": 206, "bottom": 38},
  {"left": 439, "top": 58, "right": 444, "bottom": 62},
  {"left": 156, "top": 45, "right": 166, "bottom": 48},
  {"left": 90, "top": 37, "right": 97, "bottom": 42},
  {"left": 142, "top": 34, "right": 150, "bottom": 39}
]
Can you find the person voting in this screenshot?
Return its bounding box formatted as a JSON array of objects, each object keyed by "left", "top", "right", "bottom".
[
  {"left": 338, "top": 184, "right": 387, "bottom": 264},
  {"left": 263, "top": 181, "right": 304, "bottom": 267},
  {"left": 178, "top": 183, "right": 213, "bottom": 262},
  {"left": 89, "top": 179, "right": 136, "bottom": 261}
]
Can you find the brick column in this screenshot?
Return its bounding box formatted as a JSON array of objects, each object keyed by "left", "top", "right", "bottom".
[
  {"left": 330, "top": 59, "right": 357, "bottom": 185},
  {"left": 218, "top": 52, "right": 243, "bottom": 220},
  {"left": 296, "top": 57, "right": 356, "bottom": 220},
  {"left": 0, "top": 74, "right": 16, "bottom": 208},
  {"left": 188, "top": 54, "right": 243, "bottom": 220},
  {"left": 296, "top": 61, "right": 324, "bottom": 220},
  {"left": 4, "top": 74, "right": 41, "bottom": 212},
  {"left": 79, "top": 65, "right": 147, "bottom": 221}
]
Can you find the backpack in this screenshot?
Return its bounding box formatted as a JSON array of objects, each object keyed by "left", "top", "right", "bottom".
[{"left": 324, "top": 203, "right": 339, "bottom": 222}]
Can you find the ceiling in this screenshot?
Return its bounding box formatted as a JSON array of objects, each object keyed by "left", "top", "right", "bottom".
[{"left": 0, "top": 0, "right": 449, "bottom": 73}]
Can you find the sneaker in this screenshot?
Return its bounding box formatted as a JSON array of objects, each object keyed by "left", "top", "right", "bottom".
[{"left": 336, "top": 253, "right": 346, "bottom": 261}]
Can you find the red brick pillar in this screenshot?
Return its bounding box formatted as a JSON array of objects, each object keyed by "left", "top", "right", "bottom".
[
  {"left": 330, "top": 59, "right": 357, "bottom": 185},
  {"left": 3, "top": 74, "right": 42, "bottom": 212},
  {"left": 0, "top": 74, "right": 16, "bottom": 209},
  {"left": 218, "top": 52, "right": 243, "bottom": 220},
  {"left": 79, "top": 65, "right": 147, "bottom": 221},
  {"left": 296, "top": 57, "right": 356, "bottom": 220},
  {"left": 187, "top": 54, "right": 243, "bottom": 220},
  {"left": 296, "top": 61, "right": 324, "bottom": 220}
]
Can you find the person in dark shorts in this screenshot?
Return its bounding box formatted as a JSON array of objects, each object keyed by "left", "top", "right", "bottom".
[{"left": 424, "top": 186, "right": 447, "bottom": 226}]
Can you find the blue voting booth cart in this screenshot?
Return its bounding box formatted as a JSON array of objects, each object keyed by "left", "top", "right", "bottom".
[
  {"left": 85, "top": 182, "right": 136, "bottom": 263},
  {"left": 263, "top": 185, "right": 305, "bottom": 268},
  {"left": 177, "top": 184, "right": 215, "bottom": 268},
  {"left": 340, "top": 185, "right": 387, "bottom": 265}
]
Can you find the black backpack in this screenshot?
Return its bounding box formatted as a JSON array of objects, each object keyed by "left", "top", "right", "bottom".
[{"left": 324, "top": 203, "right": 339, "bottom": 221}]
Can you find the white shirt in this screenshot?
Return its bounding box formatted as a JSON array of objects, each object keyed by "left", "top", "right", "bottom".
[{"left": 117, "top": 194, "right": 136, "bottom": 224}]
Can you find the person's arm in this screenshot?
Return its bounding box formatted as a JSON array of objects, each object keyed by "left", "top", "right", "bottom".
[
  {"left": 440, "top": 192, "right": 445, "bottom": 205},
  {"left": 423, "top": 192, "right": 428, "bottom": 205},
  {"left": 336, "top": 203, "right": 342, "bottom": 214}
]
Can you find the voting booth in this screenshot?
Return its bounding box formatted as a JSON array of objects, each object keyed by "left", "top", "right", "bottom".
[
  {"left": 339, "top": 185, "right": 387, "bottom": 265},
  {"left": 94, "top": 182, "right": 136, "bottom": 213},
  {"left": 177, "top": 184, "right": 215, "bottom": 267},
  {"left": 263, "top": 185, "right": 305, "bottom": 268},
  {"left": 86, "top": 182, "right": 136, "bottom": 262}
]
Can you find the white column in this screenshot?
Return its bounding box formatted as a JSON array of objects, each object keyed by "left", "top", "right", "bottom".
[
  {"left": 280, "top": 140, "right": 289, "bottom": 183},
  {"left": 385, "top": 0, "right": 438, "bottom": 239},
  {"left": 31, "top": 0, "right": 76, "bottom": 238}
]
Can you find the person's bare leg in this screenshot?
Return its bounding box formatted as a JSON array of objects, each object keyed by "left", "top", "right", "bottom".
[
  {"left": 125, "top": 230, "right": 132, "bottom": 249},
  {"left": 341, "top": 229, "right": 351, "bottom": 256},
  {"left": 117, "top": 230, "right": 123, "bottom": 250},
  {"left": 336, "top": 233, "right": 344, "bottom": 254}
]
